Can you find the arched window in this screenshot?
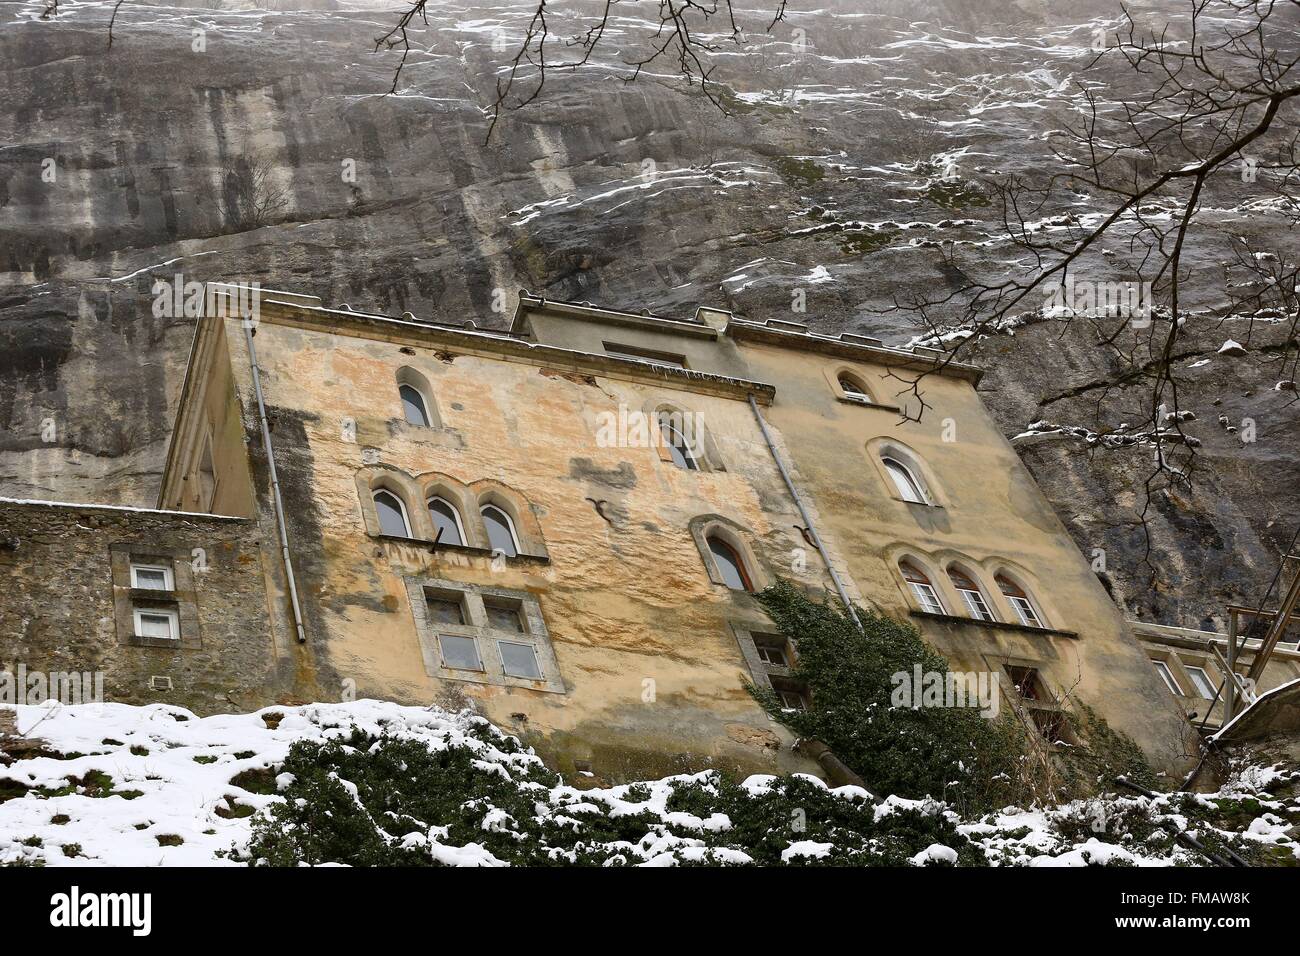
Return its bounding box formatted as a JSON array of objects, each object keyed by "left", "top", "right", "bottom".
[
  {"left": 997, "top": 574, "right": 1045, "bottom": 628},
  {"left": 708, "top": 535, "right": 753, "bottom": 591},
  {"left": 373, "top": 489, "right": 411, "bottom": 538},
  {"left": 427, "top": 496, "right": 465, "bottom": 547},
  {"left": 658, "top": 413, "right": 698, "bottom": 471},
  {"left": 481, "top": 504, "right": 519, "bottom": 558},
  {"left": 948, "top": 567, "right": 996, "bottom": 622},
  {"left": 882, "top": 456, "right": 927, "bottom": 504},
  {"left": 399, "top": 383, "right": 431, "bottom": 427},
  {"left": 839, "top": 374, "right": 871, "bottom": 403},
  {"left": 900, "top": 560, "right": 944, "bottom": 614}
]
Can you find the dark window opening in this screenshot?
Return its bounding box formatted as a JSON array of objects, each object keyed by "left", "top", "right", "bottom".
[
  {"left": 484, "top": 598, "right": 526, "bottom": 633},
  {"left": 708, "top": 536, "right": 753, "bottom": 591},
  {"left": 426, "top": 592, "right": 466, "bottom": 626}
]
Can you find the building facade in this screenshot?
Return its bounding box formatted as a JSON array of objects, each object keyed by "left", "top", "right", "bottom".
[{"left": 0, "top": 285, "right": 1198, "bottom": 781}]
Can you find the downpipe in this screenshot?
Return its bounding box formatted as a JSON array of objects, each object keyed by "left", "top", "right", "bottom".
[
  {"left": 244, "top": 321, "right": 308, "bottom": 645},
  {"left": 748, "top": 394, "right": 862, "bottom": 629}
]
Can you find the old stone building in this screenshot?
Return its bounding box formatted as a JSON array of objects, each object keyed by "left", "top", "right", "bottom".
[{"left": 1, "top": 284, "right": 1202, "bottom": 780}]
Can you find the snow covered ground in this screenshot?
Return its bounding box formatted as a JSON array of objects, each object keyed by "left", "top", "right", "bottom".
[{"left": 0, "top": 700, "right": 1295, "bottom": 867}]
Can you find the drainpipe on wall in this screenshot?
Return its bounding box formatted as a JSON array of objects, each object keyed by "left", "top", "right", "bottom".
[
  {"left": 747, "top": 394, "right": 862, "bottom": 630},
  {"left": 794, "top": 738, "right": 877, "bottom": 798},
  {"left": 244, "top": 322, "right": 308, "bottom": 645}
]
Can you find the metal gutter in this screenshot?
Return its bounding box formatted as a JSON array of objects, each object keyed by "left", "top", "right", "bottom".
[
  {"left": 243, "top": 322, "right": 308, "bottom": 645},
  {"left": 747, "top": 394, "right": 862, "bottom": 630}
]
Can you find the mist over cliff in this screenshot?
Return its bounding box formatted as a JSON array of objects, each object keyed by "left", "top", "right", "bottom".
[{"left": 2, "top": 0, "right": 1296, "bottom": 630}]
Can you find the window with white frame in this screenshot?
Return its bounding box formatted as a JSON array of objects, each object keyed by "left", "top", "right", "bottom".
[
  {"left": 603, "top": 342, "right": 687, "bottom": 369},
  {"left": 657, "top": 413, "right": 698, "bottom": 471},
  {"left": 1150, "top": 659, "right": 1182, "bottom": 696},
  {"left": 900, "top": 560, "right": 945, "bottom": 614},
  {"left": 480, "top": 504, "right": 520, "bottom": 558},
  {"left": 396, "top": 367, "right": 438, "bottom": 428},
  {"left": 753, "top": 633, "right": 791, "bottom": 667},
  {"left": 771, "top": 677, "right": 809, "bottom": 711},
  {"left": 838, "top": 374, "right": 872, "bottom": 403},
  {"left": 948, "top": 567, "right": 997, "bottom": 622},
  {"left": 882, "top": 456, "right": 928, "bottom": 504},
  {"left": 1184, "top": 665, "right": 1218, "bottom": 700},
  {"left": 439, "top": 634, "right": 483, "bottom": 671},
  {"left": 427, "top": 496, "right": 466, "bottom": 547},
  {"left": 996, "top": 574, "right": 1044, "bottom": 628},
  {"left": 134, "top": 607, "right": 179, "bottom": 642},
  {"left": 374, "top": 489, "right": 412, "bottom": 538},
  {"left": 131, "top": 563, "right": 174, "bottom": 591},
  {"left": 400, "top": 383, "right": 432, "bottom": 427},
  {"left": 498, "top": 640, "right": 543, "bottom": 679},
  {"left": 407, "top": 580, "right": 564, "bottom": 693}
]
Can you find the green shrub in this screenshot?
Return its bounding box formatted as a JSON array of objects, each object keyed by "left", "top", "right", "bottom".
[{"left": 749, "top": 581, "right": 1028, "bottom": 813}]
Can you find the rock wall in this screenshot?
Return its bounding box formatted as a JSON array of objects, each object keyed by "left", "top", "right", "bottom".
[{"left": 1, "top": 0, "right": 1296, "bottom": 632}]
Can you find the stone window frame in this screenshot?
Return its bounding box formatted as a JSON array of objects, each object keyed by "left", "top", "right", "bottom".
[
  {"left": 404, "top": 576, "right": 565, "bottom": 694},
  {"left": 865, "top": 437, "right": 943, "bottom": 508},
  {"left": 395, "top": 365, "right": 442, "bottom": 429},
  {"left": 133, "top": 606, "right": 180, "bottom": 643},
  {"left": 945, "top": 561, "right": 999, "bottom": 623},
  {"left": 356, "top": 466, "right": 550, "bottom": 562},
  {"left": 988, "top": 565, "right": 1053, "bottom": 630},
  {"left": 689, "top": 514, "right": 768, "bottom": 593},
  {"left": 130, "top": 562, "right": 175, "bottom": 591},
  {"left": 824, "top": 363, "right": 901, "bottom": 413},
  {"left": 733, "top": 622, "right": 810, "bottom": 710},
  {"left": 985, "top": 654, "right": 1075, "bottom": 747},
  {"left": 641, "top": 397, "right": 727, "bottom": 473},
  {"left": 892, "top": 551, "right": 949, "bottom": 615},
  {"left": 110, "top": 544, "right": 202, "bottom": 649}
]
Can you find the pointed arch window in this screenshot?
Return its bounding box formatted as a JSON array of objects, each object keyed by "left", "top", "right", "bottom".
[
  {"left": 839, "top": 374, "right": 872, "bottom": 403},
  {"left": 997, "top": 574, "right": 1044, "bottom": 628},
  {"left": 374, "top": 489, "right": 412, "bottom": 538},
  {"left": 481, "top": 504, "right": 519, "bottom": 558},
  {"left": 400, "top": 383, "right": 431, "bottom": 427},
  {"left": 708, "top": 536, "right": 753, "bottom": 591},
  {"left": 428, "top": 496, "right": 465, "bottom": 547},
  {"left": 948, "top": 567, "right": 996, "bottom": 622},
  {"left": 882, "top": 456, "right": 927, "bottom": 504},
  {"left": 658, "top": 413, "right": 698, "bottom": 471},
  {"left": 900, "top": 560, "right": 944, "bottom": 614}
]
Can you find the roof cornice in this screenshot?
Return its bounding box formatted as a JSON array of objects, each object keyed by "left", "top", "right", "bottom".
[
  {"left": 253, "top": 298, "right": 776, "bottom": 404},
  {"left": 725, "top": 319, "right": 983, "bottom": 385}
]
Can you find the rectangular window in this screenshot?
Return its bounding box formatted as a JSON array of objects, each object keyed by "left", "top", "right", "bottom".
[
  {"left": 1150, "top": 659, "right": 1182, "bottom": 696},
  {"left": 771, "top": 678, "right": 809, "bottom": 711},
  {"left": 753, "top": 633, "right": 789, "bottom": 667},
  {"left": 1005, "top": 666, "right": 1043, "bottom": 701},
  {"left": 602, "top": 342, "right": 687, "bottom": 369},
  {"left": 1029, "top": 708, "right": 1066, "bottom": 743},
  {"left": 131, "top": 564, "right": 173, "bottom": 591},
  {"left": 439, "top": 634, "right": 482, "bottom": 671},
  {"left": 426, "top": 592, "right": 466, "bottom": 626},
  {"left": 1184, "top": 665, "right": 1217, "bottom": 700},
  {"left": 498, "top": 641, "right": 542, "bottom": 679},
  {"left": 134, "top": 607, "right": 178, "bottom": 642},
  {"left": 484, "top": 598, "right": 526, "bottom": 633}
]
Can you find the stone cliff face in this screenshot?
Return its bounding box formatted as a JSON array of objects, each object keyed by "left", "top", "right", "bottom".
[{"left": 1, "top": 0, "right": 1296, "bottom": 630}]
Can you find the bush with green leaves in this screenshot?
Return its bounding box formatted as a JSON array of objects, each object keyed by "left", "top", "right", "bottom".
[
  {"left": 232, "top": 727, "right": 980, "bottom": 867},
  {"left": 748, "top": 581, "right": 1156, "bottom": 812}
]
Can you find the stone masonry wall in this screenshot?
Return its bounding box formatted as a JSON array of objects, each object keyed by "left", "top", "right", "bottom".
[{"left": 0, "top": 501, "right": 280, "bottom": 714}]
